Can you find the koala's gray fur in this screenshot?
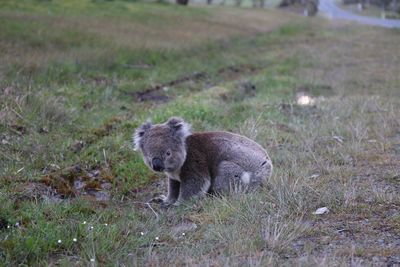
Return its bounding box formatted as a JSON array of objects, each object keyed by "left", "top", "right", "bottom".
[{"left": 133, "top": 117, "right": 272, "bottom": 206}]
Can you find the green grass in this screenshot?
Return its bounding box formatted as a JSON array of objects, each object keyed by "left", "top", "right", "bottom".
[{"left": 1, "top": 0, "right": 400, "bottom": 265}]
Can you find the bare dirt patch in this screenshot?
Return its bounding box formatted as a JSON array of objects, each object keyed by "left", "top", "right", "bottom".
[
  {"left": 131, "top": 64, "right": 261, "bottom": 102},
  {"left": 40, "top": 164, "right": 114, "bottom": 201},
  {"left": 134, "top": 72, "right": 206, "bottom": 102}
]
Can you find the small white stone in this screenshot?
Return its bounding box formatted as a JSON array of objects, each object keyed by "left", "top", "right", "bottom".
[
  {"left": 140, "top": 232, "right": 144, "bottom": 236},
  {"left": 83, "top": 221, "right": 87, "bottom": 225},
  {"left": 309, "top": 173, "right": 320, "bottom": 179},
  {"left": 57, "top": 240, "right": 62, "bottom": 244},
  {"left": 297, "top": 95, "right": 315, "bottom": 106},
  {"left": 332, "top": 136, "right": 344, "bottom": 144},
  {"left": 104, "top": 223, "right": 108, "bottom": 226},
  {"left": 155, "top": 236, "right": 159, "bottom": 241},
  {"left": 7, "top": 225, "right": 10, "bottom": 229},
  {"left": 1, "top": 139, "right": 10, "bottom": 145},
  {"left": 89, "top": 226, "right": 94, "bottom": 230},
  {"left": 182, "top": 232, "right": 186, "bottom": 236},
  {"left": 313, "top": 207, "right": 329, "bottom": 215},
  {"left": 73, "top": 238, "right": 77, "bottom": 242},
  {"left": 90, "top": 258, "right": 95, "bottom": 262}
]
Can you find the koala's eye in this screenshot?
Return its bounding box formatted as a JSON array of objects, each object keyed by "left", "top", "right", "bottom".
[{"left": 166, "top": 151, "right": 171, "bottom": 157}]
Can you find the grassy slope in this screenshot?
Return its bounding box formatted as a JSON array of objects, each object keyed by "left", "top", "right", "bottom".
[{"left": 1, "top": 0, "right": 400, "bottom": 265}]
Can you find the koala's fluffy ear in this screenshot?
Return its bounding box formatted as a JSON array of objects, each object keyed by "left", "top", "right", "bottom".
[
  {"left": 133, "top": 120, "right": 152, "bottom": 151},
  {"left": 166, "top": 117, "right": 192, "bottom": 140}
]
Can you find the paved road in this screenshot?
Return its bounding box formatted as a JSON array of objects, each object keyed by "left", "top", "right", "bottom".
[{"left": 319, "top": 0, "right": 400, "bottom": 28}]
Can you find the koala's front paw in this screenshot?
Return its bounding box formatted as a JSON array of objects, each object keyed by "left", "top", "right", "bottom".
[
  {"left": 149, "top": 194, "right": 167, "bottom": 204},
  {"left": 149, "top": 195, "right": 176, "bottom": 208},
  {"left": 172, "top": 200, "right": 182, "bottom": 207},
  {"left": 160, "top": 200, "right": 174, "bottom": 209}
]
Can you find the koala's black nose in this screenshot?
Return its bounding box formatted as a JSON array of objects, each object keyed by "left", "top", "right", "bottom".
[{"left": 152, "top": 158, "right": 164, "bottom": 172}]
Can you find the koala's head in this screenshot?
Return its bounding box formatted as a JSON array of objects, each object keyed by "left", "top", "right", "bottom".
[{"left": 133, "top": 117, "right": 192, "bottom": 173}]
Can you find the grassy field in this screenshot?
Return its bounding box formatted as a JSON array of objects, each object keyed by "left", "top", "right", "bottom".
[{"left": 1, "top": 0, "right": 400, "bottom": 266}]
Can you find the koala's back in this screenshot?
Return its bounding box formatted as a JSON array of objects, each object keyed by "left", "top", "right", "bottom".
[
  {"left": 184, "top": 131, "right": 272, "bottom": 188},
  {"left": 187, "top": 132, "right": 267, "bottom": 158}
]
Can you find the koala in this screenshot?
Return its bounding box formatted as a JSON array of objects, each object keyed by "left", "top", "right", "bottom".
[{"left": 133, "top": 117, "right": 272, "bottom": 206}]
